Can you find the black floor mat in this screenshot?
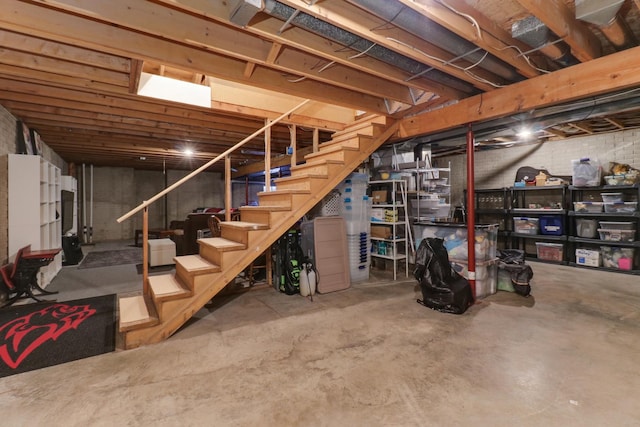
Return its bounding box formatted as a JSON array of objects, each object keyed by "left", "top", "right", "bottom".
[{"left": 0, "top": 294, "right": 117, "bottom": 377}]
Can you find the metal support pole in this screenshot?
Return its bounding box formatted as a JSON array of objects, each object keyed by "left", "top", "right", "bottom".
[{"left": 466, "top": 124, "right": 476, "bottom": 301}]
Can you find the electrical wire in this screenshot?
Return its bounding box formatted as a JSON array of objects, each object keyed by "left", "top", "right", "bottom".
[
  {"left": 348, "top": 42, "right": 378, "bottom": 59},
  {"left": 435, "top": 0, "right": 482, "bottom": 40},
  {"left": 437, "top": 0, "right": 552, "bottom": 75},
  {"left": 386, "top": 36, "right": 505, "bottom": 88}
]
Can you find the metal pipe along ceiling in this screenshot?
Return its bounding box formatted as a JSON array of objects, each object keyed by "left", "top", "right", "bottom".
[
  {"left": 262, "top": 0, "right": 478, "bottom": 95},
  {"left": 511, "top": 16, "right": 579, "bottom": 67},
  {"left": 349, "top": 0, "right": 522, "bottom": 82},
  {"left": 412, "top": 88, "right": 640, "bottom": 148}
]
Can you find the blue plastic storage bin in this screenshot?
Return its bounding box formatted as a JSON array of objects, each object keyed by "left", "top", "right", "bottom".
[{"left": 540, "top": 215, "right": 563, "bottom": 235}]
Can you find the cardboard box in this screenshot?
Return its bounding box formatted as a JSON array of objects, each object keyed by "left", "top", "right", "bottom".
[
  {"left": 371, "top": 225, "right": 391, "bottom": 239},
  {"left": 372, "top": 190, "right": 388, "bottom": 204}
]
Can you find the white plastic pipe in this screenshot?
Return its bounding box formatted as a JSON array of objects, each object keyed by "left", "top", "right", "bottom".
[
  {"left": 89, "top": 164, "right": 94, "bottom": 243},
  {"left": 82, "top": 163, "right": 87, "bottom": 244}
]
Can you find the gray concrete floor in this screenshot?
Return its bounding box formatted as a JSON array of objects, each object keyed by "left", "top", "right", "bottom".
[{"left": 1, "top": 240, "right": 639, "bottom": 426}]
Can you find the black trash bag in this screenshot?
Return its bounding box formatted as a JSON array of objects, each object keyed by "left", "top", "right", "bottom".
[
  {"left": 414, "top": 238, "right": 473, "bottom": 314},
  {"left": 497, "top": 249, "right": 533, "bottom": 297}
]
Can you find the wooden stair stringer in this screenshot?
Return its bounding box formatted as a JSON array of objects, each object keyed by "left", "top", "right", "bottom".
[{"left": 120, "top": 118, "right": 399, "bottom": 349}]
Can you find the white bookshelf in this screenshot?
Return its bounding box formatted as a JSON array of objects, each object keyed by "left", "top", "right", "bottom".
[{"left": 8, "top": 154, "right": 62, "bottom": 287}]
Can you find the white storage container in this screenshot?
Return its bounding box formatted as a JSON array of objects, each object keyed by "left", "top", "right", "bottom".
[{"left": 575, "top": 248, "right": 600, "bottom": 267}]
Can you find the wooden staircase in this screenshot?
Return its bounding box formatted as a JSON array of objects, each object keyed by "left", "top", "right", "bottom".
[{"left": 118, "top": 115, "right": 399, "bottom": 349}]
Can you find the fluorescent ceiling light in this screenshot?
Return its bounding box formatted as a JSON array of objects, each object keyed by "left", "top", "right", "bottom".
[{"left": 137, "top": 72, "right": 211, "bottom": 108}]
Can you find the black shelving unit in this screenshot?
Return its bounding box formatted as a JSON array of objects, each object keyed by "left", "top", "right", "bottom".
[
  {"left": 465, "top": 188, "right": 510, "bottom": 249},
  {"left": 568, "top": 184, "right": 640, "bottom": 275},
  {"left": 470, "top": 185, "right": 640, "bottom": 274},
  {"left": 509, "top": 185, "right": 569, "bottom": 264}
]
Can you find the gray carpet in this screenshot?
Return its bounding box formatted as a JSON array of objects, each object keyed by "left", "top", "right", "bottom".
[{"left": 77, "top": 248, "right": 143, "bottom": 269}]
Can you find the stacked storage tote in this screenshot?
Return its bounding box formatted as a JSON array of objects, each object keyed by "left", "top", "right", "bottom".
[{"left": 339, "top": 173, "right": 372, "bottom": 282}]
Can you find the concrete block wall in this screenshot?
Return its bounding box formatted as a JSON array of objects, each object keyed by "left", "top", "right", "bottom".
[
  {"left": 76, "top": 167, "right": 224, "bottom": 243},
  {"left": 439, "top": 129, "right": 640, "bottom": 208},
  {"left": 0, "top": 105, "right": 17, "bottom": 263}
]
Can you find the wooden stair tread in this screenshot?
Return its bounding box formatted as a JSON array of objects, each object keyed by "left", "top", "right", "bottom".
[
  {"left": 273, "top": 173, "right": 328, "bottom": 182},
  {"left": 175, "top": 254, "right": 220, "bottom": 273},
  {"left": 323, "top": 133, "right": 372, "bottom": 145},
  {"left": 239, "top": 205, "right": 291, "bottom": 212},
  {"left": 149, "top": 274, "right": 190, "bottom": 299},
  {"left": 219, "top": 221, "right": 269, "bottom": 231},
  {"left": 119, "top": 294, "right": 158, "bottom": 331},
  {"left": 198, "top": 237, "right": 246, "bottom": 251},
  {"left": 290, "top": 159, "right": 344, "bottom": 172},
  {"left": 257, "top": 188, "right": 311, "bottom": 196}
]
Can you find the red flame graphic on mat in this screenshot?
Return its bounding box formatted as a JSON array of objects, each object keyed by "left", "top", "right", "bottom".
[{"left": 0, "top": 304, "right": 96, "bottom": 369}]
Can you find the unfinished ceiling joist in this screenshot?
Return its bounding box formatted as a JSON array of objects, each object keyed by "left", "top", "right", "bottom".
[{"left": 399, "top": 45, "right": 640, "bottom": 138}]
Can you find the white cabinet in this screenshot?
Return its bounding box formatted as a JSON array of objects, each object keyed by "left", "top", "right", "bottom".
[
  {"left": 8, "top": 154, "right": 62, "bottom": 287},
  {"left": 369, "top": 179, "right": 409, "bottom": 280}
]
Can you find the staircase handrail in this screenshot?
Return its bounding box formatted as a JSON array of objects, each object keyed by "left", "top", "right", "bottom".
[{"left": 116, "top": 99, "right": 311, "bottom": 223}]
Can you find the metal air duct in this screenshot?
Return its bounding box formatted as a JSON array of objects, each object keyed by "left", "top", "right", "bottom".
[
  {"left": 512, "top": 16, "right": 579, "bottom": 67},
  {"left": 262, "top": 0, "right": 477, "bottom": 95},
  {"left": 576, "top": 0, "right": 637, "bottom": 49},
  {"left": 349, "top": 0, "right": 522, "bottom": 83}
]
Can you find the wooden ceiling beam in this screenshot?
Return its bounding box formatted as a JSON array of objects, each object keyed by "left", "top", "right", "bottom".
[
  {"left": 516, "top": 0, "right": 602, "bottom": 62},
  {"left": 378, "top": 0, "right": 543, "bottom": 78},
  {"left": 543, "top": 127, "right": 568, "bottom": 138},
  {"left": 0, "top": 89, "right": 294, "bottom": 140},
  {"left": 272, "top": 47, "right": 415, "bottom": 104},
  {"left": 1, "top": 1, "right": 386, "bottom": 113},
  {"left": 155, "top": 0, "right": 464, "bottom": 100},
  {"left": 129, "top": 59, "right": 143, "bottom": 94},
  {"left": 0, "top": 46, "right": 129, "bottom": 87},
  {"left": 27, "top": 0, "right": 405, "bottom": 108},
  {"left": 604, "top": 117, "right": 625, "bottom": 129},
  {"left": 0, "top": 28, "right": 130, "bottom": 72},
  {"left": 0, "top": 78, "right": 296, "bottom": 134},
  {"left": 569, "top": 122, "right": 593, "bottom": 134},
  {"left": 0, "top": 66, "right": 129, "bottom": 94},
  {"left": 399, "top": 45, "right": 640, "bottom": 138},
  {"left": 275, "top": 0, "right": 502, "bottom": 91}
]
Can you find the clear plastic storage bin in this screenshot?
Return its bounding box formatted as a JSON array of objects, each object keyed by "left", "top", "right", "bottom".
[
  {"left": 600, "top": 192, "right": 623, "bottom": 203},
  {"left": 450, "top": 258, "right": 498, "bottom": 299},
  {"left": 413, "top": 223, "right": 498, "bottom": 261},
  {"left": 535, "top": 242, "right": 564, "bottom": 261},
  {"left": 597, "top": 228, "right": 636, "bottom": 242},
  {"left": 576, "top": 218, "right": 598, "bottom": 238},
  {"left": 573, "top": 201, "right": 603, "bottom": 213},
  {"left": 603, "top": 202, "right": 638, "bottom": 213},
  {"left": 600, "top": 246, "right": 635, "bottom": 270},
  {"left": 513, "top": 217, "right": 539, "bottom": 234}
]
